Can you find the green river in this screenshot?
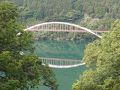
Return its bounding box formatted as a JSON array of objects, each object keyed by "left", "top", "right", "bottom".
[{"left": 32, "top": 40, "right": 92, "bottom": 90}]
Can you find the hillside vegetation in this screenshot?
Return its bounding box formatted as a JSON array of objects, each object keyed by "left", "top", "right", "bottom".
[
  {"left": 72, "top": 19, "right": 120, "bottom": 90},
  {"left": 7, "top": 0, "right": 120, "bottom": 30}
]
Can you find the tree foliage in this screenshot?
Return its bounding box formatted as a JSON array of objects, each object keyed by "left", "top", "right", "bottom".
[
  {"left": 72, "top": 20, "right": 120, "bottom": 90},
  {"left": 3, "top": 0, "right": 119, "bottom": 29},
  {"left": 0, "top": 2, "right": 58, "bottom": 90}
]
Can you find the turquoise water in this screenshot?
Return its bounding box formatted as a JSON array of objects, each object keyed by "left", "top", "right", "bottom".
[{"left": 33, "top": 40, "right": 91, "bottom": 90}]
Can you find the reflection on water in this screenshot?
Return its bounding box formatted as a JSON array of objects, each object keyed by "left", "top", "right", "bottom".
[
  {"left": 34, "top": 40, "right": 90, "bottom": 60},
  {"left": 32, "top": 40, "right": 92, "bottom": 90}
]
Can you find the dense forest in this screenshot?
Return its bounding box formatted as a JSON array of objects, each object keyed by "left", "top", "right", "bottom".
[
  {"left": 72, "top": 20, "right": 120, "bottom": 90},
  {"left": 0, "top": 2, "right": 58, "bottom": 90},
  {"left": 0, "top": 1, "right": 120, "bottom": 90},
  {"left": 5, "top": 0, "right": 120, "bottom": 30}
]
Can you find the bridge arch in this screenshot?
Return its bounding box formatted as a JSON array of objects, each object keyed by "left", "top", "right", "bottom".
[{"left": 25, "top": 22, "right": 102, "bottom": 38}]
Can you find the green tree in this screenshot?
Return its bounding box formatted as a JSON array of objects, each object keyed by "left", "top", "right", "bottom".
[
  {"left": 72, "top": 20, "right": 120, "bottom": 90},
  {"left": 0, "top": 2, "right": 58, "bottom": 90},
  {"left": 3, "top": 0, "right": 120, "bottom": 28}
]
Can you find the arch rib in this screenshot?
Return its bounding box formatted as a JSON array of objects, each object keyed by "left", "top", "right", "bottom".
[{"left": 24, "top": 22, "right": 102, "bottom": 38}]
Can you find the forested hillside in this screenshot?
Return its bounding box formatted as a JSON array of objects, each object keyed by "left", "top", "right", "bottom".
[
  {"left": 72, "top": 20, "right": 120, "bottom": 90},
  {"left": 2, "top": 0, "right": 118, "bottom": 30}
]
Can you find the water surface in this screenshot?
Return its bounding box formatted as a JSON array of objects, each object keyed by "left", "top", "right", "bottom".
[{"left": 33, "top": 40, "right": 91, "bottom": 90}]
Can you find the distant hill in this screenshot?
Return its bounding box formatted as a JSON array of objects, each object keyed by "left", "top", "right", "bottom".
[{"left": 2, "top": 0, "right": 120, "bottom": 29}]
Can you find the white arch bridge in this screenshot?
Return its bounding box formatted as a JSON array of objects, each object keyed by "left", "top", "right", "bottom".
[
  {"left": 25, "top": 22, "right": 108, "bottom": 68},
  {"left": 25, "top": 22, "right": 108, "bottom": 38}
]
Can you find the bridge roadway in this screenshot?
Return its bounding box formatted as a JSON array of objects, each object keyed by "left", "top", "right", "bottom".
[
  {"left": 40, "top": 57, "right": 85, "bottom": 68},
  {"left": 29, "top": 29, "right": 108, "bottom": 33}
]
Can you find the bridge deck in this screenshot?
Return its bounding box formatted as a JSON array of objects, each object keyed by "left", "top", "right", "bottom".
[{"left": 28, "top": 29, "right": 108, "bottom": 33}]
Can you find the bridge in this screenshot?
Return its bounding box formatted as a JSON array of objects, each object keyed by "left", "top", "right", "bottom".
[
  {"left": 40, "top": 57, "right": 85, "bottom": 68},
  {"left": 25, "top": 22, "right": 109, "bottom": 38},
  {"left": 24, "top": 22, "right": 108, "bottom": 68}
]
